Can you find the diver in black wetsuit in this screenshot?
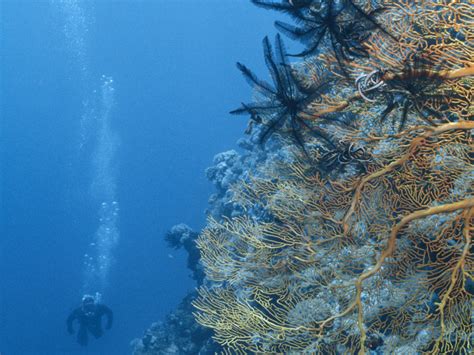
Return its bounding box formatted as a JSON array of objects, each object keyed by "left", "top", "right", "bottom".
[{"left": 67, "top": 295, "right": 113, "bottom": 346}]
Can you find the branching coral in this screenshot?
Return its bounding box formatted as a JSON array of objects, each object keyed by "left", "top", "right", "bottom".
[{"left": 194, "top": 0, "right": 473, "bottom": 354}]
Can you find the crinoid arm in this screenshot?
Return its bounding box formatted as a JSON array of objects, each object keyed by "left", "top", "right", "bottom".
[
  {"left": 251, "top": 0, "right": 313, "bottom": 19},
  {"left": 274, "top": 20, "right": 321, "bottom": 42},
  {"left": 345, "top": 0, "right": 397, "bottom": 41},
  {"left": 233, "top": 62, "right": 276, "bottom": 96}
]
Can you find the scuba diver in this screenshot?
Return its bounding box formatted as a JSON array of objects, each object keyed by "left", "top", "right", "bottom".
[{"left": 67, "top": 294, "right": 113, "bottom": 346}]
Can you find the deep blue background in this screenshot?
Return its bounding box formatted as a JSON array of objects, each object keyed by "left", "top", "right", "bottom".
[{"left": 1, "top": 0, "right": 279, "bottom": 354}]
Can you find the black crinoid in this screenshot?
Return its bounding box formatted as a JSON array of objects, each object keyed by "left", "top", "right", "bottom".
[
  {"left": 319, "top": 141, "right": 371, "bottom": 173},
  {"left": 357, "top": 55, "right": 467, "bottom": 131},
  {"left": 230, "top": 34, "right": 337, "bottom": 158},
  {"left": 252, "top": 0, "right": 395, "bottom": 76}
]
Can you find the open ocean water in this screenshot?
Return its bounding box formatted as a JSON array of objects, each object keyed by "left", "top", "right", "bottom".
[{"left": 1, "top": 1, "right": 276, "bottom": 354}]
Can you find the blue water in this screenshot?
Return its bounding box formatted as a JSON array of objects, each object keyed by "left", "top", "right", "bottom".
[{"left": 1, "top": 1, "right": 277, "bottom": 353}]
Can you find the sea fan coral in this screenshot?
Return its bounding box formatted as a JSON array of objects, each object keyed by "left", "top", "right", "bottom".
[
  {"left": 194, "top": 0, "right": 473, "bottom": 354},
  {"left": 194, "top": 121, "right": 473, "bottom": 354}
]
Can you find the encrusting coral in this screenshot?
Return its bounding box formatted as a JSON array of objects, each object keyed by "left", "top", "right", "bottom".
[{"left": 193, "top": 0, "right": 473, "bottom": 354}]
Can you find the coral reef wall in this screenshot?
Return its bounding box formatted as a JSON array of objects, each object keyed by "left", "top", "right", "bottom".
[
  {"left": 193, "top": 0, "right": 473, "bottom": 354},
  {"left": 134, "top": 0, "right": 472, "bottom": 354}
]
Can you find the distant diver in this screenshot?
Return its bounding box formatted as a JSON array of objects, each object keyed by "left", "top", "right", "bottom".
[{"left": 67, "top": 294, "right": 113, "bottom": 346}]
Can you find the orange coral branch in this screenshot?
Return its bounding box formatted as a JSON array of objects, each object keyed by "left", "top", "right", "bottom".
[
  {"left": 431, "top": 206, "right": 473, "bottom": 352},
  {"left": 441, "top": 64, "right": 474, "bottom": 79},
  {"left": 355, "top": 198, "right": 474, "bottom": 354},
  {"left": 300, "top": 93, "right": 362, "bottom": 120},
  {"left": 350, "top": 125, "right": 428, "bottom": 141},
  {"left": 316, "top": 198, "right": 474, "bottom": 354},
  {"left": 343, "top": 120, "right": 474, "bottom": 235},
  {"left": 381, "top": 64, "right": 474, "bottom": 82}
]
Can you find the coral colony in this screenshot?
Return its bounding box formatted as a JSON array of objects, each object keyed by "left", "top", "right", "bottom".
[
  {"left": 133, "top": 1, "right": 472, "bottom": 354},
  {"left": 193, "top": 1, "right": 473, "bottom": 354}
]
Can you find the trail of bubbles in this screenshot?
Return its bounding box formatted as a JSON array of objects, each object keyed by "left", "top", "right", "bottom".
[
  {"left": 51, "top": 1, "right": 120, "bottom": 295},
  {"left": 90, "top": 76, "right": 119, "bottom": 202},
  {"left": 51, "top": 0, "right": 91, "bottom": 81},
  {"left": 51, "top": 0, "right": 95, "bottom": 150},
  {"left": 83, "top": 76, "right": 120, "bottom": 294}
]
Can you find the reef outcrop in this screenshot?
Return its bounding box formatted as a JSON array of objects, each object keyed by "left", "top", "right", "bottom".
[
  {"left": 132, "top": 131, "right": 286, "bottom": 354},
  {"left": 130, "top": 292, "right": 218, "bottom": 355}
]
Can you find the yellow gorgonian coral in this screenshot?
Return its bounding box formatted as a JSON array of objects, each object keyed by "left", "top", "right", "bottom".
[{"left": 193, "top": 1, "right": 473, "bottom": 354}]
